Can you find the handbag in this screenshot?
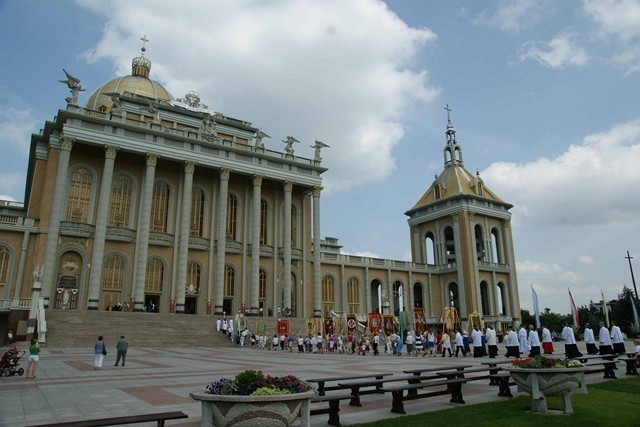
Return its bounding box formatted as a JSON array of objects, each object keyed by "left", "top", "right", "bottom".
[{"left": 102, "top": 347, "right": 107, "bottom": 356}]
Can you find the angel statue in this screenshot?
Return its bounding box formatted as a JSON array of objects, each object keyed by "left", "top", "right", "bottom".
[
  {"left": 59, "top": 69, "right": 85, "bottom": 105},
  {"left": 200, "top": 114, "right": 219, "bottom": 142},
  {"left": 254, "top": 129, "right": 270, "bottom": 148},
  {"left": 145, "top": 99, "right": 161, "bottom": 123},
  {"left": 310, "top": 140, "right": 330, "bottom": 161},
  {"left": 104, "top": 92, "right": 122, "bottom": 114},
  {"left": 283, "top": 136, "right": 299, "bottom": 155}
]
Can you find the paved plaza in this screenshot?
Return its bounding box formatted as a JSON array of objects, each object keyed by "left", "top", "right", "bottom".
[{"left": 0, "top": 341, "right": 627, "bottom": 426}]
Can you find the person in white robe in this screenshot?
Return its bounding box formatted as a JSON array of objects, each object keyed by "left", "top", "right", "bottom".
[
  {"left": 518, "top": 326, "right": 530, "bottom": 355},
  {"left": 485, "top": 324, "right": 498, "bottom": 358},
  {"left": 598, "top": 322, "right": 613, "bottom": 355},
  {"left": 562, "top": 323, "right": 583, "bottom": 358},
  {"left": 583, "top": 323, "right": 599, "bottom": 354},
  {"left": 527, "top": 325, "right": 541, "bottom": 357},
  {"left": 505, "top": 326, "right": 520, "bottom": 357},
  {"left": 610, "top": 321, "right": 626, "bottom": 355},
  {"left": 471, "top": 327, "right": 485, "bottom": 357},
  {"left": 216, "top": 318, "right": 221, "bottom": 333},
  {"left": 541, "top": 326, "right": 554, "bottom": 354},
  {"left": 455, "top": 330, "right": 465, "bottom": 357}
]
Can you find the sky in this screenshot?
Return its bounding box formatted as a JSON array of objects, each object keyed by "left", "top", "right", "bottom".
[{"left": 1, "top": 0, "right": 640, "bottom": 314}]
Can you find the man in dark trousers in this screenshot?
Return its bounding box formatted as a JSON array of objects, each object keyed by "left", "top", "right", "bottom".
[{"left": 114, "top": 336, "right": 129, "bottom": 367}]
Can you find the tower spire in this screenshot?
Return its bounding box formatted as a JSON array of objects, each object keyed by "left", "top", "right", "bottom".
[
  {"left": 132, "top": 35, "right": 151, "bottom": 78},
  {"left": 443, "top": 104, "right": 463, "bottom": 167}
]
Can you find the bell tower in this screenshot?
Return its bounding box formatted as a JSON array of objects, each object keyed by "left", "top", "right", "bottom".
[{"left": 404, "top": 106, "right": 521, "bottom": 328}]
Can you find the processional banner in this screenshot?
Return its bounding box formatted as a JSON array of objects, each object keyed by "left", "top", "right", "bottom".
[
  {"left": 413, "top": 308, "right": 426, "bottom": 333},
  {"left": 277, "top": 319, "right": 289, "bottom": 335},
  {"left": 368, "top": 313, "right": 381, "bottom": 333},
  {"left": 305, "top": 320, "right": 314, "bottom": 337},
  {"left": 347, "top": 314, "right": 358, "bottom": 333},
  {"left": 383, "top": 315, "right": 395, "bottom": 335},
  {"left": 256, "top": 322, "right": 266, "bottom": 335},
  {"left": 324, "top": 318, "right": 335, "bottom": 336}
]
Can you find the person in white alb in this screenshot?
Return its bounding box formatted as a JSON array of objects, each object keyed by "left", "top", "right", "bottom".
[
  {"left": 518, "top": 326, "right": 530, "bottom": 356},
  {"left": 562, "top": 322, "right": 583, "bottom": 358},
  {"left": 583, "top": 323, "right": 598, "bottom": 354},
  {"left": 485, "top": 324, "right": 497, "bottom": 358},
  {"left": 505, "top": 325, "right": 520, "bottom": 357},
  {"left": 455, "top": 330, "right": 465, "bottom": 357},
  {"left": 541, "top": 326, "right": 554, "bottom": 354},
  {"left": 610, "top": 321, "right": 626, "bottom": 355},
  {"left": 527, "top": 325, "right": 541, "bottom": 357},
  {"left": 471, "top": 327, "right": 485, "bottom": 357},
  {"left": 598, "top": 322, "right": 613, "bottom": 355}
]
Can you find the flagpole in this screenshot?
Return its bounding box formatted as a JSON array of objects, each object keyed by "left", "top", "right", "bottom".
[{"left": 625, "top": 251, "right": 639, "bottom": 325}]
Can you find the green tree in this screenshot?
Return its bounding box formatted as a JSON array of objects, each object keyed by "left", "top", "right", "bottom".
[
  {"left": 611, "top": 286, "right": 640, "bottom": 335},
  {"left": 520, "top": 309, "right": 534, "bottom": 328}
]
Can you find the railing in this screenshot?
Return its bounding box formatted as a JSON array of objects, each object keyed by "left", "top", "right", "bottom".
[
  {"left": 149, "top": 231, "right": 174, "bottom": 246},
  {"left": 0, "top": 215, "right": 20, "bottom": 224},
  {"left": 189, "top": 236, "right": 210, "bottom": 250},
  {"left": 106, "top": 226, "right": 136, "bottom": 241},
  {"left": 60, "top": 221, "right": 95, "bottom": 236},
  {"left": 0, "top": 298, "right": 32, "bottom": 310},
  {"left": 479, "top": 261, "right": 510, "bottom": 272},
  {"left": 0, "top": 200, "right": 25, "bottom": 208}
]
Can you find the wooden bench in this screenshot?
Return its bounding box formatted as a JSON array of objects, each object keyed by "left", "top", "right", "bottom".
[
  {"left": 481, "top": 360, "right": 515, "bottom": 385},
  {"left": 34, "top": 411, "right": 188, "bottom": 427},
  {"left": 403, "top": 365, "right": 472, "bottom": 376},
  {"left": 310, "top": 393, "right": 353, "bottom": 427},
  {"left": 622, "top": 357, "right": 639, "bottom": 376},
  {"left": 435, "top": 366, "right": 513, "bottom": 398},
  {"left": 583, "top": 359, "right": 618, "bottom": 379},
  {"left": 307, "top": 373, "right": 393, "bottom": 396},
  {"left": 489, "top": 372, "right": 515, "bottom": 397},
  {"left": 381, "top": 378, "right": 467, "bottom": 414},
  {"left": 337, "top": 374, "right": 443, "bottom": 406}
]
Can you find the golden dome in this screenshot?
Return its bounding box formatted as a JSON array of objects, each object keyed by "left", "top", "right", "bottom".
[{"left": 85, "top": 75, "right": 173, "bottom": 111}]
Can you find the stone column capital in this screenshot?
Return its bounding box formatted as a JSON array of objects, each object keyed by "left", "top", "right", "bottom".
[
  {"left": 146, "top": 153, "right": 158, "bottom": 167},
  {"left": 284, "top": 181, "right": 293, "bottom": 192},
  {"left": 219, "top": 168, "right": 231, "bottom": 180},
  {"left": 252, "top": 175, "right": 263, "bottom": 187},
  {"left": 60, "top": 136, "right": 75, "bottom": 151},
  {"left": 312, "top": 187, "right": 323, "bottom": 198},
  {"left": 184, "top": 161, "right": 196, "bottom": 174},
  {"left": 105, "top": 145, "right": 118, "bottom": 159}
]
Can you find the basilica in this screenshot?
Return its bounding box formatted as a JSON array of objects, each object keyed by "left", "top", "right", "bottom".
[{"left": 0, "top": 42, "right": 521, "bottom": 336}]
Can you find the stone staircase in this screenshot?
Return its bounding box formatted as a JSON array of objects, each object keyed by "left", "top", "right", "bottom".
[{"left": 43, "top": 310, "right": 313, "bottom": 348}]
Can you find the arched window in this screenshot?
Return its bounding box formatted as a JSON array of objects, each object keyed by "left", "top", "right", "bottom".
[
  {"left": 0, "top": 247, "right": 10, "bottom": 284},
  {"left": 102, "top": 254, "right": 125, "bottom": 291},
  {"left": 491, "top": 228, "right": 502, "bottom": 263},
  {"left": 480, "top": 281, "right": 490, "bottom": 314},
  {"left": 497, "top": 282, "right": 507, "bottom": 315},
  {"left": 347, "top": 277, "right": 359, "bottom": 314},
  {"left": 190, "top": 188, "right": 205, "bottom": 237},
  {"left": 291, "top": 205, "right": 297, "bottom": 248},
  {"left": 413, "top": 283, "right": 424, "bottom": 308},
  {"left": 226, "top": 194, "right": 238, "bottom": 241},
  {"left": 322, "top": 275, "right": 335, "bottom": 317},
  {"left": 475, "top": 224, "right": 486, "bottom": 261},
  {"left": 444, "top": 226, "right": 456, "bottom": 264},
  {"left": 434, "top": 184, "right": 441, "bottom": 200},
  {"left": 66, "top": 167, "right": 92, "bottom": 222},
  {"left": 145, "top": 258, "right": 164, "bottom": 292},
  {"left": 260, "top": 200, "right": 268, "bottom": 245},
  {"left": 425, "top": 231, "right": 436, "bottom": 265},
  {"left": 150, "top": 182, "right": 170, "bottom": 233},
  {"left": 224, "top": 265, "right": 235, "bottom": 297},
  {"left": 448, "top": 282, "right": 459, "bottom": 311},
  {"left": 393, "top": 281, "right": 404, "bottom": 315},
  {"left": 109, "top": 175, "right": 133, "bottom": 228},
  {"left": 186, "top": 261, "right": 201, "bottom": 294},
  {"left": 259, "top": 269, "right": 267, "bottom": 313}
]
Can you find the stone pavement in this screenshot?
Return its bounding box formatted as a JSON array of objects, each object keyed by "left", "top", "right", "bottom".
[{"left": 0, "top": 341, "right": 629, "bottom": 427}]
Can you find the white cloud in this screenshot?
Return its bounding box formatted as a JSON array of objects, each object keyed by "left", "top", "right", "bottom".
[
  {"left": 482, "top": 118, "right": 640, "bottom": 227},
  {"left": 79, "top": 0, "right": 439, "bottom": 194},
  {"left": 578, "top": 255, "right": 597, "bottom": 266},
  {"left": 583, "top": 0, "right": 640, "bottom": 42},
  {"left": 474, "top": 0, "right": 542, "bottom": 32},
  {"left": 0, "top": 108, "right": 38, "bottom": 153},
  {"left": 517, "top": 32, "right": 589, "bottom": 68}
]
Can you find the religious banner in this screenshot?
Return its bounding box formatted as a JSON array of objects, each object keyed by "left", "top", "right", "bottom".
[
  {"left": 256, "top": 322, "right": 266, "bottom": 335},
  {"left": 347, "top": 314, "right": 357, "bottom": 333},
  {"left": 277, "top": 319, "right": 289, "bottom": 335},
  {"left": 368, "top": 312, "right": 381, "bottom": 334},
  {"left": 169, "top": 299, "right": 175, "bottom": 313},
  {"left": 305, "top": 320, "right": 314, "bottom": 337},
  {"left": 413, "top": 308, "right": 426, "bottom": 333},
  {"left": 324, "top": 318, "right": 335, "bottom": 336},
  {"left": 383, "top": 314, "right": 395, "bottom": 335},
  {"left": 206, "top": 301, "right": 212, "bottom": 315}
]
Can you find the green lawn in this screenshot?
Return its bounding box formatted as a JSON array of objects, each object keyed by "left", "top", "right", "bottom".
[{"left": 353, "top": 377, "right": 640, "bottom": 427}]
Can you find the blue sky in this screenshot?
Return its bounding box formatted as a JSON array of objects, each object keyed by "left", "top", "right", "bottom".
[{"left": 2, "top": 0, "right": 640, "bottom": 313}]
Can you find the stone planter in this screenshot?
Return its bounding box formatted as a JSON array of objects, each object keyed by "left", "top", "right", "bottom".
[
  {"left": 190, "top": 390, "right": 315, "bottom": 427},
  {"left": 504, "top": 367, "right": 587, "bottom": 414}
]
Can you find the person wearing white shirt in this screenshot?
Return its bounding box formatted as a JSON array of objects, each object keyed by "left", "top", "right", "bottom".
[
  {"left": 505, "top": 326, "right": 520, "bottom": 357},
  {"left": 598, "top": 322, "right": 613, "bottom": 355},
  {"left": 216, "top": 318, "right": 221, "bottom": 333},
  {"left": 471, "top": 327, "right": 485, "bottom": 357},
  {"left": 518, "top": 326, "right": 530, "bottom": 356},
  {"left": 455, "top": 330, "right": 465, "bottom": 357},
  {"left": 610, "top": 321, "right": 626, "bottom": 355},
  {"left": 541, "top": 326, "right": 554, "bottom": 354},
  {"left": 583, "top": 323, "right": 599, "bottom": 354},
  {"left": 562, "top": 323, "right": 583, "bottom": 358},
  {"left": 485, "top": 324, "right": 497, "bottom": 358},
  {"left": 527, "top": 325, "right": 541, "bottom": 357}
]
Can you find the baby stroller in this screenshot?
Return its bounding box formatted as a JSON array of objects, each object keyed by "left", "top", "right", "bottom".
[{"left": 1, "top": 346, "right": 25, "bottom": 377}]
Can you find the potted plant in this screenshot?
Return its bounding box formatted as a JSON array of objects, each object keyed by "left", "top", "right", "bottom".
[
  {"left": 190, "top": 370, "right": 315, "bottom": 427},
  {"left": 504, "top": 355, "right": 587, "bottom": 414}
]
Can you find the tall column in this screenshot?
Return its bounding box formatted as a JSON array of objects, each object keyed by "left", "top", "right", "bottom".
[
  {"left": 87, "top": 145, "right": 118, "bottom": 310},
  {"left": 175, "top": 161, "right": 196, "bottom": 314},
  {"left": 214, "top": 169, "right": 231, "bottom": 314},
  {"left": 133, "top": 154, "right": 158, "bottom": 311},
  {"left": 250, "top": 175, "right": 263, "bottom": 315},
  {"left": 41, "top": 136, "right": 74, "bottom": 307},
  {"left": 312, "top": 187, "right": 322, "bottom": 317},
  {"left": 283, "top": 181, "right": 293, "bottom": 313}
]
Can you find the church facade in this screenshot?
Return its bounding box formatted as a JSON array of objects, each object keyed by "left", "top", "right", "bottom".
[{"left": 0, "top": 44, "right": 520, "bottom": 332}]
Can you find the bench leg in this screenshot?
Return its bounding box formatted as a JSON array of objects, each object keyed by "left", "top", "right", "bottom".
[
  {"left": 407, "top": 378, "right": 419, "bottom": 396},
  {"left": 328, "top": 400, "right": 341, "bottom": 427},
  {"left": 449, "top": 382, "right": 465, "bottom": 404},
  {"left": 390, "top": 390, "right": 406, "bottom": 414},
  {"left": 349, "top": 387, "right": 362, "bottom": 407},
  {"left": 626, "top": 361, "right": 638, "bottom": 375},
  {"left": 498, "top": 378, "right": 513, "bottom": 398},
  {"left": 604, "top": 365, "right": 617, "bottom": 379}
]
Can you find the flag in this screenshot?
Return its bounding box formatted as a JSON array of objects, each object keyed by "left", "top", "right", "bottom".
[
  {"left": 600, "top": 290, "right": 610, "bottom": 328},
  {"left": 631, "top": 296, "right": 639, "bottom": 326},
  {"left": 568, "top": 288, "right": 580, "bottom": 328},
  {"left": 531, "top": 285, "right": 540, "bottom": 329}
]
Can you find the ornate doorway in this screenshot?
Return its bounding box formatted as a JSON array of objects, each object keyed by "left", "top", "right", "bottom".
[{"left": 55, "top": 252, "right": 83, "bottom": 309}]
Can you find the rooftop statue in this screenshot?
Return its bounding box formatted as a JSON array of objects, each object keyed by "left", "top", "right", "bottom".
[
  {"left": 254, "top": 129, "right": 270, "bottom": 148},
  {"left": 283, "top": 136, "right": 299, "bottom": 155},
  {"left": 59, "top": 69, "right": 85, "bottom": 105},
  {"left": 310, "top": 140, "right": 329, "bottom": 161},
  {"left": 200, "top": 114, "right": 219, "bottom": 142}
]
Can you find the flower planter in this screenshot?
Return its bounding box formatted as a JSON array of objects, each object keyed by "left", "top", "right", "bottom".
[
  {"left": 190, "top": 390, "right": 315, "bottom": 427},
  {"left": 504, "top": 367, "right": 587, "bottom": 414}
]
